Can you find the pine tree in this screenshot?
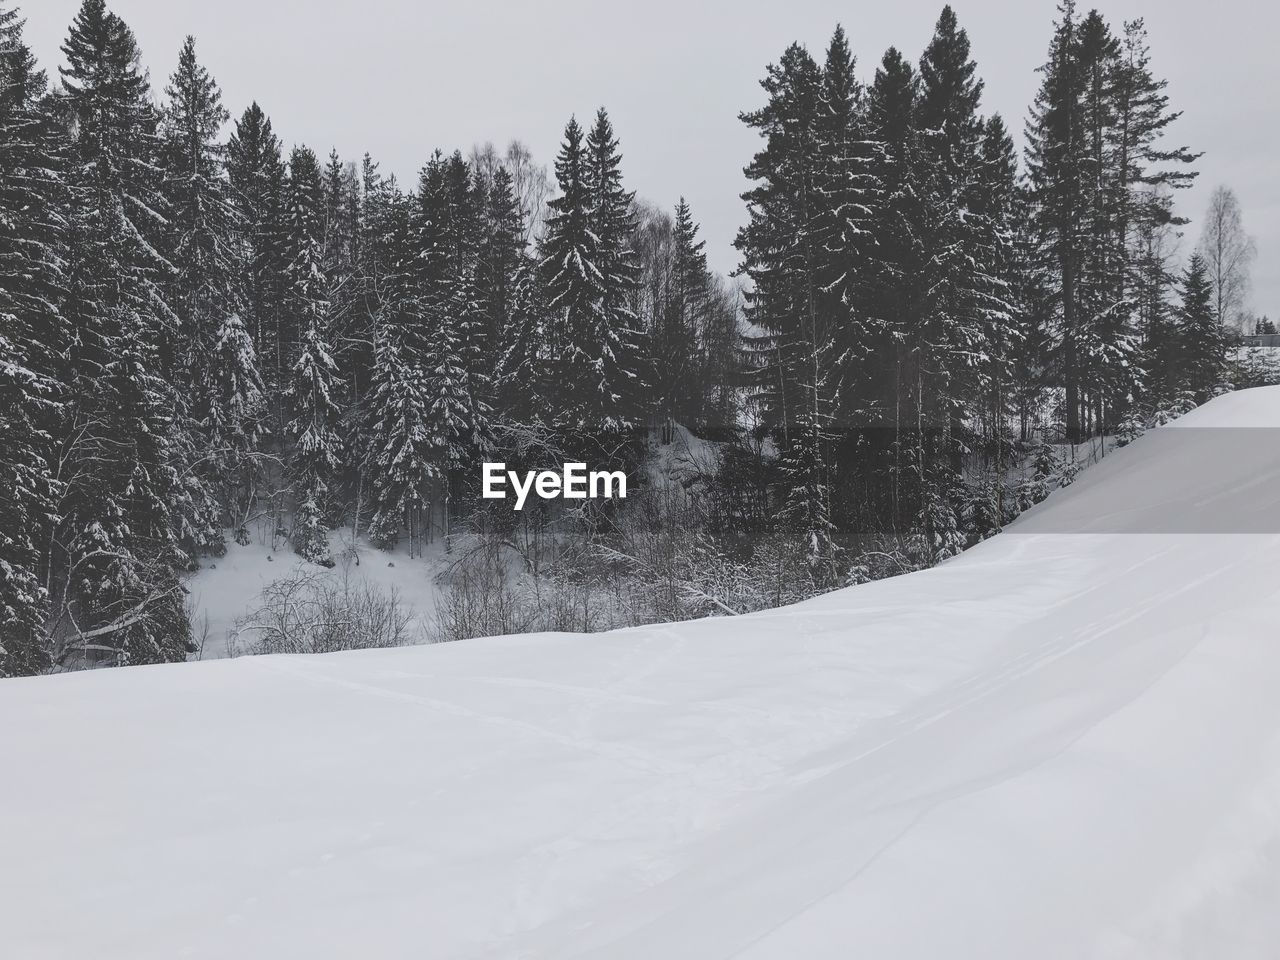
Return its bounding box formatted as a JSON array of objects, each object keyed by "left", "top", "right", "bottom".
[
  {"left": 1131, "top": 206, "right": 1181, "bottom": 408},
  {"left": 321, "top": 147, "right": 354, "bottom": 282},
  {"left": 1007, "top": 180, "right": 1054, "bottom": 441},
  {"left": 408, "top": 150, "right": 491, "bottom": 503},
  {"left": 914, "top": 5, "right": 1010, "bottom": 477},
  {"left": 340, "top": 152, "right": 394, "bottom": 460},
  {"left": 777, "top": 405, "right": 838, "bottom": 586},
  {"left": 226, "top": 102, "right": 286, "bottom": 380},
  {"left": 0, "top": 3, "right": 69, "bottom": 675},
  {"left": 867, "top": 8, "right": 1012, "bottom": 541},
  {"left": 161, "top": 35, "right": 243, "bottom": 555},
  {"left": 971, "top": 114, "right": 1023, "bottom": 469},
  {"left": 1027, "top": 4, "right": 1197, "bottom": 441},
  {"left": 442, "top": 150, "right": 491, "bottom": 430},
  {"left": 162, "top": 35, "right": 237, "bottom": 380},
  {"left": 1178, "top": 253, "right": 1224, "bottom": 403},
  {"left": 654, "top": 197, "right": 708, "bottom": 431},
  {"left": 286, "top": 315, "right": 341, "bottom": 565},
  {"left": 812, "top": 25, "right": 883, "bottom": 434},
  {"left": 60, "top": 0, "right": 176, "bottom": 371},
  {"left": 364, "top": 320, "right": 437, "bottom": 549},
  {"left": 1110, "top": 19, "right": 1199, "bottom": 289},
  {"left": 541, "top": 114, "right": 646, "bottom": 439},
  {"left": 279, "top": 145, "right": 337, "bottom": 558},
  {"left": 736, "top": 44, "right": 822, "bottom": 442},
  {"left": 864, "top": 45, "right": 922, "bottom": 528},
  {"left": 1026, "top": 1, "right": 1089, "bottom": 441},
  {"left": 585, "top": 109, "right": 647, "bottom": 433},
  {"left": 540, "top": 116, "right": 602, "bottom": 424},
  {"left": 699, "top": 277, "right": 742, "bottom": 435},
  {"left": 495, "top": 253, "right": 552, "bottom": 420},
  {"left": 58, "top": 0, "right": 196, "bottom": 661},
  {"left": 281, "top": 145, "right": 327, "bottom": 371},
  {"left": 207, "top": 312, "right": 267, "bottom": 540},
  {"left": 477, "top": 165, "right": 525, "bottom": 366},
  {"left": 68, "top": 324, "right": 194, "bottom": 666}
]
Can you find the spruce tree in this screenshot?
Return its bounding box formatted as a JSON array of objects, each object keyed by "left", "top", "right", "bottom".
[
  {"left": 914, "top": 5, "right": 1010, "bottom": 478},
  {"left": 69, "top": 324, "right": 194, "bottom": 665},
  {"left": 1131, "top": 210, "right": 1181, "bottom": 409},
  {"left": 777, "top": 404, "right": 839, "bottom": 586},
  {"left": 736, "top": 43, "right": 823, "bottom": 442},
  {"left": 60, "top": 0, "right": 176, "bottom": 372},
  {"left": 442, "top": 150, "right": 491, "bottom": 429},
  {"left": 1178, "top": 253, "right": 1224, "bottom": 403},
  {"left": 409, "top": 151, "right": 490, "bottom": 499},
  {"left": 1026, "top": 1, "right": 1089, "bottom": 441},
  {"left": 207, "top": 312, "right": 267, "bottom": 540},
  {"left": 322, "top": 147, "right": 354, "bottom": 282},
  {"left": 495, "top": 254, "right": 552, "bottom": 421},
  {"left": 0, "top": 3, "right": 68, "bottom": 675},
  {"left": 865, "top": 45, "right": 921, "bottom": 523},
  {"left": 477, "top": 165, "right": 525, "bottom": 365},
  {"left": 812, "top": 26, "right": 883, "bottom": 434},
  {"left": 286, "top": 315, "right": 341, "bottom": 565},
  {"left": 654, "top": 198, "right": 708, "bottom": 431},
  {"left": 365, "top": 321, "right": 437, "bottom": 550},
  {"left": 162, "top": 35, "right": 238, "bottom": 382},
  {"left": 226, "top": 102, "right": 286, "bottom": 380},
  {"left": 58, "top": 0, "right": 196, "bottom": 659},
  {"left": 585, "top": 108, "right": 647, "bottom": 433},
  {"left": 162, "top": 35, "right": 244, "bottom": 554},
  {"left": 541, "top": 114, "right": 646, "bottom": 439},
  {"left": 972, "top": 114, "right": 1023, "bottom": 466},
  {"left": 281, "top": 145, "right": 326, "bottom": 371}
]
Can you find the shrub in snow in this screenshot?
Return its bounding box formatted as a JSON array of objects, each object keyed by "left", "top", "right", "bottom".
[
  {"left": 228, "top": 569, "right": 413, "bottom": 656},
  {"left": 1115, "top": 415, "right": 1145, "bottom": 448}
]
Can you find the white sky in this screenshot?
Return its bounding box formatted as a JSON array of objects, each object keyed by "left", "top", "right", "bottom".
[{"left": 21, "top": 0, "right": 1278, "bottom": 318}]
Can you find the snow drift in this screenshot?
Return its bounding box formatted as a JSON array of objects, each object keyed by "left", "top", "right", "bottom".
[{"left": 4, "top": 388, "right": 1280, "bottom": 959}]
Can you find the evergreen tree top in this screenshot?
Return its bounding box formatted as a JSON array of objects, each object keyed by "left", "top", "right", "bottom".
[
  {"left": 545, "top": 116, "right": 592, "bottom": 243},
  {"left": 60, "top": 0, "right": 149, "bottom": 108},
  {"left": 164, "top": 36, "right": 227, "bottom": 144},
  {"left": 0, "top": 5, "right": 47, "bottom": 109},
  {"left": 867, "top": 47, "right": 918, "bottom": 150},
  {"left": 819, "top": 24, "right": 859, "bottom": 117},
  {"left": 917, "top": 5, "right": 983, "bottom": 138}
]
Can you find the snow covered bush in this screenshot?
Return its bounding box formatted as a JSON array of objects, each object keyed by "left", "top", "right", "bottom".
[
  {"left": 1115, "top": 415, "right": 1146, "bottom": 448},
  {"left": 1014, "top": 440, "right": 1060, "bottom": 511},
  {"left": 431, "top": 540, "right": 537, "bottom": 643},
  {"left": 228, "top": 569, "right": 413, "bottom": 656}
]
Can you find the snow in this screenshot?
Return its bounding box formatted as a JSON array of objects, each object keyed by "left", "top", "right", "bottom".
[
  {"left": 5, "top": 387, "right": 1280, "bottom": 958},
  {"left": 188, "top": 529, "right": 444, "bottom": 659}
]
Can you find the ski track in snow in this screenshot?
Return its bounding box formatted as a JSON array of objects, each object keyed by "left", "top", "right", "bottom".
[{"left": 4, "top": 388, "right": 1280, "bottom": 959}]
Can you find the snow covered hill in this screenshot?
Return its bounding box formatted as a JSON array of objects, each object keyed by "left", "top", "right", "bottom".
[{"left": 4, "top": 388, "right": 1280, "bottom": 959}]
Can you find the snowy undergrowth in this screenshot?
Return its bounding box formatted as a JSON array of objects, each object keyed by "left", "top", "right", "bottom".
[{"left": 188, "top": 528, "right": 448, "bottom": 659}]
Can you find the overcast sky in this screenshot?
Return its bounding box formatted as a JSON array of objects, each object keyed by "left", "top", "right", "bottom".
[{"left": 21, "top": 0, "right": 1277, "bottom": 317}]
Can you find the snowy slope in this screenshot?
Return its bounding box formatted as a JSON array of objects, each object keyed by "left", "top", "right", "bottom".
[{"left": 4, "top": 389, "right": 1280, "bottom": 959}]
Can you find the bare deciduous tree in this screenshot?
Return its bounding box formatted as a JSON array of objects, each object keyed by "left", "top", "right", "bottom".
[
  {"left": 469, "top": 139, "right": 551, "bottom": 245},
  {"left": 1197, "top": 186, "right": 1257, "bottom": 332}
]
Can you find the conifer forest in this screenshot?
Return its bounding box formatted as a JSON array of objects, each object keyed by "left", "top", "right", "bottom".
[{"left": 0, "top": 0, "right": 1268, "bottom": 675}]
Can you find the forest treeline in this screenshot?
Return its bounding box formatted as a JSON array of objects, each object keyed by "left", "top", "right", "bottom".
[{"left": 0, "top": 1, "right": 1259, "bottom": 674}]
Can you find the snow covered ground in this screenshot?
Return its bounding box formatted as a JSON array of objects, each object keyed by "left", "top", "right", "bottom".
[
  {"left": 188, "top": 529, "right": 444, "bottom": 659},
  {"left": 4, "top": 388, "right": 1280, "bottom": 959}
]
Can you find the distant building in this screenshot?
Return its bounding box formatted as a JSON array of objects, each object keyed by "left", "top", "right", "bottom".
[{"left": 1241, "top": 333, "right": 1280, "bottom": 349}]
